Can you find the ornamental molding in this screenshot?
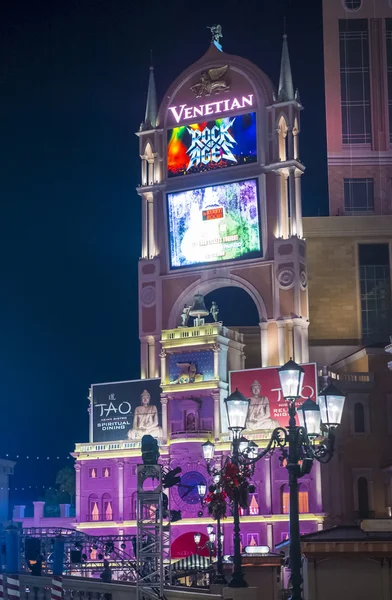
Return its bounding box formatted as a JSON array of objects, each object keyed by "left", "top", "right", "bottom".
[
  {"left": 277, "top": 267, "right": 295, "bottom": 289},
  {"left": 140, "top": 285, "right": 156, "bottom": 307},
  {"left": 300, "top": 270, "right": 308, "bottom": 290}
]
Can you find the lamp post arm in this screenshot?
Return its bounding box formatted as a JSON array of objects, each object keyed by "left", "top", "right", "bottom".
[
  {"left": 297, "top": 427, "right": 336, "bottom": 465},
  {"left": 237, "top": 427, "right": 288, "bottom": 467}
]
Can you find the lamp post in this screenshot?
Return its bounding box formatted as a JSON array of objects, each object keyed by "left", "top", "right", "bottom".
[
  {"left": 201, "top": 362, "right": 345, "bottom": 598},
  {"left": 198, "top": 478, "right": 226, "bottom": 584}
]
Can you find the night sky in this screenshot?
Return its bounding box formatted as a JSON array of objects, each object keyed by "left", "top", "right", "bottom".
[{"left": 1, "top": 0, "right": 327, "bottom": 504}]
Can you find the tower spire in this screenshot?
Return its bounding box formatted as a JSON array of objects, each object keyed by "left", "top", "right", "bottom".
[
  {"left": 143, "top": 53, "right": 157, "bottom": 129},
  {"left": 277, "top": 32, "right": 295, "bottom": 102}
]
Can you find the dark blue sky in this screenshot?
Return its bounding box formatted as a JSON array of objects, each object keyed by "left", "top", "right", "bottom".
[{"left": 1, "top": 0, "right": 327, "bottom": 502}]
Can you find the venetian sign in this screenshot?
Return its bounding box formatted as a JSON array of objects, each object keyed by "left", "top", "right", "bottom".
[{"left": 168, "top": 94, "right": 254, "bottom": 124}]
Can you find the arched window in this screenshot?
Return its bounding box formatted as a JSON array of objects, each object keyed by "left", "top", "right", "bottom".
[
  {"left": 249, "top": 493, "right": 259, "bottom": 516},
  {"left": 281, "top": 484, "right": 309, "bottom": 514},
  {"left": 102, "top": 493, "right": 113, "bottom": 521},
  {"left": 278, "top": 116, "right": 288, "bottom": 161},
  {"left": 298, "top": 484, "right": 309, "bottom": 513},
  {"left": 354, "top": 402, "right": 365, "bottom": 433},
  {"left": 145, "top": 142, "right": 154, "bottom": 185},
  {"left": 89, "top": 494, "right": 99, "bottom": 521},
  {"left": 281, "top": 485, "right": 289, "bottom": 514},
  {"left": 358, "top": 477, "right": 369, "bottom": 518}
]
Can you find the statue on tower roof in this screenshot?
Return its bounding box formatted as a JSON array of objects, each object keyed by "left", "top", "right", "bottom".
[{"left": 207, "top": 24, "right": 223, "bottom": 52}]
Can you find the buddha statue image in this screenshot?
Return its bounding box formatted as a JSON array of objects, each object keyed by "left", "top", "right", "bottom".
[
  {"left": 245, "top": 380, "right": 280, "bottom": 431},
  {"left": 127, "top": 389, "right": 162, "bottom": 440}
]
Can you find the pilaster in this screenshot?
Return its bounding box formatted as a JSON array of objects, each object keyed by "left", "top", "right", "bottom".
[
  {"left": 117, "top": 460, "right": 124, "bottom": 521},
  {"left": 160, "top": 395, "right": 169, "bottom": 444},
  {"left": 74, "top": 463, "right": 81, "bottom": 521},
  {"left": 212, "top": 390, "right": 221, "bottom": 441},
  {"left": 259, "top": 320, "right": 269, "bottom": 367}
]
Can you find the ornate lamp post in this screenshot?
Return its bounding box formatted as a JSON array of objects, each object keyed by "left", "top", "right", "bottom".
[{"left": 201, "top": 362, "right": 345, "bottom": 598}]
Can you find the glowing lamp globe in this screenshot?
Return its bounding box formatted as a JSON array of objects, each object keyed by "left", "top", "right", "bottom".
[
  {"left": 209, "top": 532, "right": 216, "bottom": 543},
  {"left": 318, "top": 384, "right": 346, "bottom": 429},
  {"left": 194, "top": 533, "right": 201, "bottom": 545},
  {"left": 225, "top": 389, "right": 250, "bottom": 433},
  {"left": 207, "top": 524, "right": 214, "bottom": 535},
  {"left": 202, "top": 440, "right": 215, "bottom": 462},
  {"left": 297, "top": 398, "right": 321, "bottom": 438},
  {"left": 198, "top": 483, "right": 207, "bottom": 497},
  {"left": 278, "top": 359, "right": 305, "bottom": 400}
]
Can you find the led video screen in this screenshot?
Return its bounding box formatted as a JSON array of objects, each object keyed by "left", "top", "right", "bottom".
[
  {"left": 167, "top": 178, "right": 261, "bottom": 269},
  {"left": 167, "top": 112, "right": 257, "bottom": 178}
]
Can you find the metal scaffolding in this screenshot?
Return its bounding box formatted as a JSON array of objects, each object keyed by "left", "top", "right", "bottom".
[{"left": 136, "top": 464, "right": 170, "bottom": 600}]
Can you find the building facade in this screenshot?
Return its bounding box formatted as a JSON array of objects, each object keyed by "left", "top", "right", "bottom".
[{"left": 14, "top": 33, "right": 324, "bottom": 558}]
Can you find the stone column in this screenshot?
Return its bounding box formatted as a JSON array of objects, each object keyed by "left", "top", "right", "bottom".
[
  {"left": 264, "top": 456, "right": 272, "bottom": 513},
  {"left": 287, "top": 320, "right": 294, "bottom": 360},
  {"left": 288, "top": 168, "right": 296, "bottom": 236},
  {"left": 295, "top": 170, "right": 303, "bottom": 238},
  {"left": 160, "top": 349, "right": 167, "bottom": 384},
  {"left": 292, "top": 317, "right": 302, "bottom": 363},
  {"left": 141, "top": 159, "right": 147, "bottom": 186},
  {"left": 141, "top": 195, "right": 148, "bottom": 259},
  {"left": 147, "top": 195, "right": 155, "bottom": 257},
  {"left": 160, "top": 395, "right": 168, "bottom": 444},
  {"left": 275, "top": 171, "right": 282, "bottom": 238},
  {"left": 13, "top": 506, "right": 26, "bottom": 519},
  {"left": 277, "top": 319, "right": 286, "bottom": 366},
  {"left": 33, "top": 501, "right": 45, "bottom": 526},
  {"left": 118, "top": 460, "right": 124, "bottom": 521},
  {"left": 140, "top": 340, "right": 148, "bottom": 379},
  {"left": 148, "top": 339, "right": 155, "bottom": 378},
  {"left": 301, "top": 320, "right": 310, "bottom": 363},
  {"left": 281, "top": 173, "right": 289, "bottom": 239},
  {"left": 212, "top": 390, "right": 221, "bottom": 441},
  {"left": 212, "top": 343, "right": 221, "bottom": 379},
  {"left": 266, "top": 523, "right": 274, "bottom": 551},
  {"left": 259, "top": 319, "right": 269, "bottom": 367},
  {"left": 75, "top": 463, "right": 81, "bottom": 521}
]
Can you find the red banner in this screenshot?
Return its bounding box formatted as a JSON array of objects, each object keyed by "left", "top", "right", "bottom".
[{"left": 229, "top": 363, "right": 318, "bottom": 436}]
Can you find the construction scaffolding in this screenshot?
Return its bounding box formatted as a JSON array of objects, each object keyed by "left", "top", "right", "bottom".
[{"left": 136, "top": 464, "right": 170, "bottom": 600}]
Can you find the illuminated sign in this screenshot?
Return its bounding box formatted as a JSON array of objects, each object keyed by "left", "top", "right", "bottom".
[
  {"left": 168, "top": 112, "right": 257, "bottom": 178},
  {"left": 167, "top": 178, "right": 261, "bottom": 268},
  {"left": 168, "top": 94, "right": 254, "bottom": 124}
]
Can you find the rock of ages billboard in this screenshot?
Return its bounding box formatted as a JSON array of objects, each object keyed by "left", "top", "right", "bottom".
[
  {"left": 92, "top": 378, "right": 162, "bottom": 443},
  {"left": 228, "top": 364, "right": 318, "bottom": 438},
  {"left": 167, "top": 112, "right": 257, "bottom": 178}
]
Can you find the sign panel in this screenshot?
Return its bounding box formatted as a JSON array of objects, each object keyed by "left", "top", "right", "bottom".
[
  {"left": 92, "top": 378, "right": 162, "bottom": 443},
  {"left": 167, "top": 112, "right": 257, "bottom": 178},
  {"left": 168, "top": 350, "right": 214, "bottom": 384},
  {"left": 167, "top": 178, "right": 261, "bottom": 269},
  {"left": 228, "top": 364, "right": 318, "bottom": 437}
]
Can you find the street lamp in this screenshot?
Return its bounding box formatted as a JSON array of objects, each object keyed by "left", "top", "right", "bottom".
[
  {"left": 194, "top": 533, "right": 201, "bottom": 545},
  {"left": 198, "top": 483, "right": 207, "bottom": 497},
  {"left": 198, "top": 471, "right": 226, "bottom": 585},
  {"left": 201, "top": 360, "right": 345, "bottom": 598},
  {"left": 202, "top": 440, "right": 215, "bottom": 463}
]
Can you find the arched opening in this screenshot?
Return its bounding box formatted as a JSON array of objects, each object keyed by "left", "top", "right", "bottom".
[
  {"left": 278, "top": 116, "right": 288, "bottom": 161},
  {"left": 354, "top": 402, "right": 365, "bottom": 433},
  {"left": 358, "top": 477, "right": 369, "bottom": 518},
  {"left": 281, "top": 484, "right": 309, "bottom": 514},
  {"left": 102, "top": 493, "right": 113, "bottom": 521},
  {"left": 144, "top": 142, "right": 154, "bottom": 185},
  {"left": 203, "top": 287, "right": 261, "bottom": 368},
  {"left": 88, "top": 494, "right": 99, "bottom": 522}
]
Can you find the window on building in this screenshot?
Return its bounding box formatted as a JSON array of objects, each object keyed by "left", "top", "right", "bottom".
[
  {"left": 246, "top": 533, "right": 259, "bottom": 547},
  {"left": 281, "top": 484, "right": 309, "bottom": 514},
  {"left": 89, "top": 494, "right": 99, "bottom": 521},
  {"left": 354, "top": 402, "right": 365, "bottom": 433},
  {"left": 89, "top": 468, "right": 97, "bottom": 478},
  {"left": 103, "top": 467, "right": 111, "bottom": 478},
  {"left": 102, "top": 494, "right": 113, "bottom": 521},
  {"left": 357, "top": 477, "right": 370, "bottom": 518},
  {"left": 386, "top": 20, "right": 392, "bottom": 142},
  {"left": 344, "top": 178, "right": 374, "bottom": 213},
  {"left": 359, "top": 244, "right": 392, "bottom": 342},
  {"left": 344, "top": 0, "right": 362, "bottom": 10},
  {"left": 339, "top": 19, "right": 371, "bottom": 144},
  {"left": 249, "top": 494, "right": 259, "bottom": 516}
]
